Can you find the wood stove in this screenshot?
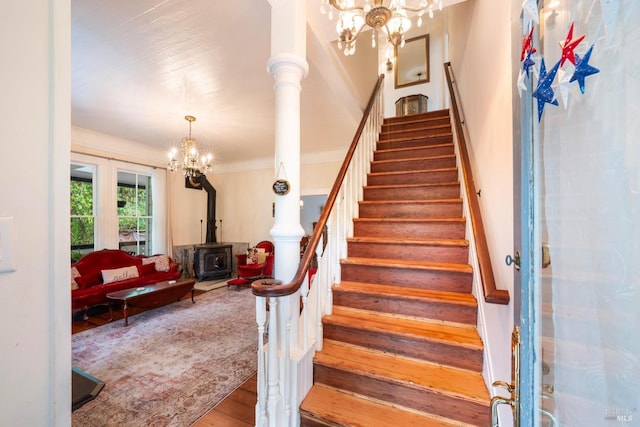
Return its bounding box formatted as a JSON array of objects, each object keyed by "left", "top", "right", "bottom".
[{"left": 194, "top": 244, "right": 232, "bottom": 280}]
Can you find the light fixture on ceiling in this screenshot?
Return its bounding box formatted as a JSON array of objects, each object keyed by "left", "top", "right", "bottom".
[
  {"left": 167, "top": 115, "right": 213, "bottom": 178},
  {"left": 320, "top": 0, "right": 442, "bottom": 56}
]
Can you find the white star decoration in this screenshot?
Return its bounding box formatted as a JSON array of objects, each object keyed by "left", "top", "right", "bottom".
[
  {"left": 517, "top": 69, "right": 528, "bottom": 98},
  {"left": 555, "top": 68, "right": 573, "bottom": 109}
]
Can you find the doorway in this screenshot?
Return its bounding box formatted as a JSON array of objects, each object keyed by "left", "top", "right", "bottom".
[{"left": 516, "top": 1, "right": 639, "bottom": 425}]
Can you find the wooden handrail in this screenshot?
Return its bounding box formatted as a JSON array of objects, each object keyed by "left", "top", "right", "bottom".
[
  {"left": 444, "top": 62, "right": 509, "bottom": 304},
  {"left": 252, "top": 74, "right": 385, "bottom": 298}
]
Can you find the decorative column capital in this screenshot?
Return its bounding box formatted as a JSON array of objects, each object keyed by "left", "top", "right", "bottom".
[{"left": 267, "top": 53, "right": 309, "bottom": 83}]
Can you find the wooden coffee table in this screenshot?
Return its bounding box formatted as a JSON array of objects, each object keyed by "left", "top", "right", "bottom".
[{"left": 106, "top": 278, "right": 196, "bottom": 326}]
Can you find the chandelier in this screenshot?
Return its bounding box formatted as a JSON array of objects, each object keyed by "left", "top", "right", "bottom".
[
  {"left": 167, "top": 115, "right": 213, "bottom": 178},
  {"left": 320, "top": 0, "right": 441, "bottom": 56}
]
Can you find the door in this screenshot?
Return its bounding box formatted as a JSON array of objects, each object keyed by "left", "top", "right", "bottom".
[{"left": 515, "top": 1, "right": 639, "bottom": 426}]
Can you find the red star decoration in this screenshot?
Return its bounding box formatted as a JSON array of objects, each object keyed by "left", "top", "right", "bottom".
[
  {"left": 521, "top": 27, "right": 536, "bottom": 61},
  {"left": 559, "top": 22, "right": 585, "bottom": 66}
]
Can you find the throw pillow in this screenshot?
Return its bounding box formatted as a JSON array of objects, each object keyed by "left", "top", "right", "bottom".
[
  {"left": 142, "top": 255, "right": 171, "bottom": 272},
  {"left": 71, "top": 266, "right": 81, "bottom": 291},
  {"left": 102, "top": 265, "right": 139, "bottom": 284},
  {"left": 246, "top": 247, "right": 259, "bottom": 265},
  {"left": 75, "top": 273, "right": 103, "bottom": 289},
  {"left": 137, "top": 263, "right": 156, "bottom": 276},
  {"left": 257, "top": 248, "right": 268, "bottom": 264}
]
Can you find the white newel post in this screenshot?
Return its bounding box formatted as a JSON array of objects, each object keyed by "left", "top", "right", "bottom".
[{"left": 261, "top": 1, "right": 307, "bottom": 426}]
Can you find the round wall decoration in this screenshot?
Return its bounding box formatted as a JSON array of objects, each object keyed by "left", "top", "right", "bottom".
[{"left": 272, "top": 179, "right": 290, "bottom": 195}]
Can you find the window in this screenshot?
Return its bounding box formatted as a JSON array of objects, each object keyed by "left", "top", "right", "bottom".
[
  {"left": 70, "top": 164, "right": 95, "bottom": 263},
  {"left": 117, "top": 171, "right": 152, "bottom": 256},
  {"left": 70, "top": 151, "right": 165, "bottom": 257}
]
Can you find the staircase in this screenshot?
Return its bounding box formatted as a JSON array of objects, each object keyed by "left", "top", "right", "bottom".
[{"left": 299, "top": 110, "right": 491, "bottom": 426}]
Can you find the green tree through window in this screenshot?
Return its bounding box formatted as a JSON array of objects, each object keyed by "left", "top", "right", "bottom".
[
  {"left": 70, "top": 164, "right": 95, "bottom": 263},
  {"left": 117, "top": 171, "right": 152, "bottom": 255}
]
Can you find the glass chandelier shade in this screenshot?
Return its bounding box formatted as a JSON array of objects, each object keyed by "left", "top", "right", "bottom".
[
  {"left": 321, "top": 0, "right": 440, "bottom": 55},
  {"left": 167, "top": 115, "right": 213, "bottom": 178}
]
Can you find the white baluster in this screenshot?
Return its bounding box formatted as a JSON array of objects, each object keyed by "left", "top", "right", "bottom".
[
  {"left": 256, "top": 296, "right": 267, "bottom": 427},
  {"left": 281, "top": 294, "right": 292, "bottom": 424},
  {"left": 315, "top": 233, "right": 325, "bottom": 351},
  {"left": 266, "top": 297, "right": 282, "bottom": 427},
  {"left": 301, "top": 270, "right": 309, "bottom": 349}
]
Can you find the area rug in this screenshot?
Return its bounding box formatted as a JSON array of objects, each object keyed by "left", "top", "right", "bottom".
[{"left": 72, "top": 286, "right": 257, "bottom": 426}]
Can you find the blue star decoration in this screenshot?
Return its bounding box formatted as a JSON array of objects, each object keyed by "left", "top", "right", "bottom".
[
  {"left": 523, "top": 48, "right": 536, "bottom": 78},
  {"left": 533, "top": 58, "right": 560, "bottom": 121},
  {"left": 571, "top": 44, "right": 600, "bottom": 94}
]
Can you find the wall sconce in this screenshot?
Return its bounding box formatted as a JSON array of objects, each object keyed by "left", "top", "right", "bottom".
[{"left": 385, "top": 44, "right": 394, "bottom": 71}]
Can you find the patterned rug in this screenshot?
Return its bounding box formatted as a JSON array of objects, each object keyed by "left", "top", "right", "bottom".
[{"left": 72, "top": 286, "right": 257, "bottom": 426}]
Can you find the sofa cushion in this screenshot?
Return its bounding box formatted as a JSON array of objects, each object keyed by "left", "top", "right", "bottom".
[
  {"left": 142, "top": 255, "right": 170, "bottom": 272},
  {"left": 76, "top": 273, "right": 103, "bottom": 289},
  {"left": 71, "top": 266, "right": 81, "bottom": 291},
  {"left": 102, "top": 265, "right": 139, "bottom": 284},
  {"left": 246, "top": 248, "right": 259, "bottom": 265},
  {"left": 137, "top": 263, "right": 157, "bottom": 276}
]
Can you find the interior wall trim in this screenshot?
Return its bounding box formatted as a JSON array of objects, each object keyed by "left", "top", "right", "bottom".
[{"left": 71, "top": 150, "right": 161, "bottom": 170}]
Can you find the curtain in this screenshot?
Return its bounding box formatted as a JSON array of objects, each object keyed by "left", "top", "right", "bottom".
[{"left": 537, "top": 1, "right": 639, "bottom": 424}]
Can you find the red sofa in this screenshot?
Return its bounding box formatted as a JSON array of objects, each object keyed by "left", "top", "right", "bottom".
[{"left": 71, "top": 249, "right": 180, "bottom": 316}]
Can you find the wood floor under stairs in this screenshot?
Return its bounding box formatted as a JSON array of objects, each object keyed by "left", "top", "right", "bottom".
[{"left": 300, "top": 110, "right": 491, "bottom": 426}]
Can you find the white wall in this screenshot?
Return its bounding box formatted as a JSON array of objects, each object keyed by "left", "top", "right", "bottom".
[
  {"left": 381, "top": 13, "right": 448, "bottom": 117},
  {"left": 448, "top": 0, "right": 515, "bottom": 424},
  {"left": 168, "top": 154, "right": 342, "bottom": 248},
  {"left": 0, "top": 1, "right": 71, "bottom": 425}
]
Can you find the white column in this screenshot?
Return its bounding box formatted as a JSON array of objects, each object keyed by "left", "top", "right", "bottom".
[
  {"left": 268, "top": 54, "right": 308, "bottom": 283},
  {"left": 268, "top": 0, "right": 307, "bottom": 284},
  {"left": 266, "top": 2, "right": 308, "bottom": 426}
]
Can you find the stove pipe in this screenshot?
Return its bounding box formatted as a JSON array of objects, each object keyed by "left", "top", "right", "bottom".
[{"left": 193, "top": 174, "right": 217, "bottom": 243}]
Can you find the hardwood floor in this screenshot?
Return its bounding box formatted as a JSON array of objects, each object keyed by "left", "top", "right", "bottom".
[
  {"left": 72, "top": 289, "right": 258, "bottom": 426},
  {"left": 192, "top": 374, "right": 257, "bottom": 427}
]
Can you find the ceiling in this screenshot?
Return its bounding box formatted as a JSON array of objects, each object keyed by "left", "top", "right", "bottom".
[{"left": 71, "top": 0, "right": 375, "bottom": 166}]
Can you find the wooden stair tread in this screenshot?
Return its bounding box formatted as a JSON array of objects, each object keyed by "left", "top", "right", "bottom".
[
  {"left": 365, "top": 181, "right": 460, "bottom": 190},
  {"left": 381, "top": 123, "right": 451, "bottom": 133},
  {"left": 383, "top": 110, "right": 449, "bottom": 123},
  {"left": 335, "top": 281, "right": 477, "bottom": 306},
  {"left": 301, "top": 384, "right": 463, "bottom": 427},
  {"left": 368, "top": 166, "right": 457, "bottom": 177},
  {"left": 381, "top": 123, "right": 451, "bottom": 131},
  {"left": 315, "top": 340, "right": 489, "bottom": 404},
  {"left": 328, "top": 306, "right": 481, "bottom": 347},
  {"left": 354, "top": 217, "right": 465, "bottom": 224},
  {"left": 380, "top": 132, "right": 453, "bottom": 143},
  {"left": 375, "top": 142, "right": 454, "bottom": 154},
  {"left": 347, "top": 236, "right": 468, "bottom": 247},
  {"left": 359, "top": 198, "right": 463, "bottom": 204},
  {"left": 371, "top": 154, "right": 456, "bottom": 164},
  {"left": 341, "top": 257, "right": 472, "bottom": 274}
]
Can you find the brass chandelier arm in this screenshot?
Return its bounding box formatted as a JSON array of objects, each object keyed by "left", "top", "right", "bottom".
[
  {"left": 326, "top": 0, "right": 434, "bottom": 55},
  {"left": 348, "top": 23, "right": 368, "bottom": 41},
  {"left": 329, "top": 0, "right": 430, "bottom": 13},
  {"left": 329, "top": 0, "right": 365, "bottom": 13},
  {"left": 401, "top": 6, "right": 429, "bottom": 12}
]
